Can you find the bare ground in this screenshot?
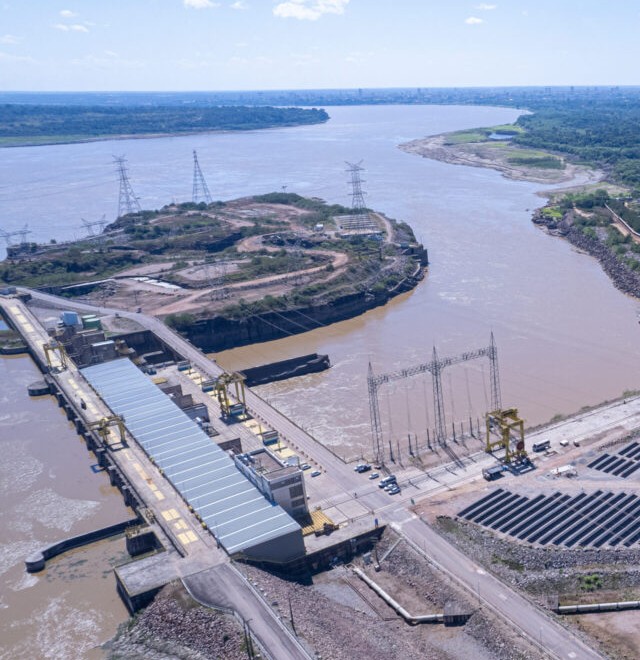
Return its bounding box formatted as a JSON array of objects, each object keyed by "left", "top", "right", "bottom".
[
  {"left": 238, "top": 529, "right": 542, "bottom": 660},
  {"left": 400, "top": 134, "right": 602, "bottom": 186}
]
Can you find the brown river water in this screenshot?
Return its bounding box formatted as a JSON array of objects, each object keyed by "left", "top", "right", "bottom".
[
  {"left": 0, "top": 351, "right": 130, "bottom": 659},
  {"left": 2, "top": 104, "right": 640, "bottom": 653}
]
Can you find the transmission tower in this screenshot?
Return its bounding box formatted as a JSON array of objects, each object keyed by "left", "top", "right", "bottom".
[
  {"left": 81, "top": 214, "right": 107, "bottom": 237},
  {"left": 0, "top": 224, "right": 31, "bottom": 246},
  {"left": 114, "top": 156, "right": 141, "bottom": 218},
  {"left": 345, "top": 161, "right": 367, "bottom": 213},
  {"left": 192, "top": 150, "right": 212, "bottom": 204}
]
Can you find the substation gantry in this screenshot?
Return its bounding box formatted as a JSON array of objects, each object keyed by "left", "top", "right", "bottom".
[
  {"left": 88, "top": 415, "right": 127, "bottom": 448},
  {"left": 43, "top": 340, "right": 68, "bottom": 372},
  {"left": 367, "top": 333, "right": 502, "bottom": 465},
  {"left": 214, "top": 372, "right": 247, "bottom": 418}
]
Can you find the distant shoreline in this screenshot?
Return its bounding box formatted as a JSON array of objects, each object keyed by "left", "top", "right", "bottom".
[
  {"left": 0, "top": 104, "right": 329, "bottom": 148},
  {"left": 0, "top": 124, "right": 312, "bottom": 149}
]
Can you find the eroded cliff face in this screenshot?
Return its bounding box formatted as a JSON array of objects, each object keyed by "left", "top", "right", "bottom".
[{"left": 184, "top": 270, "right": 425, "bottom": 352}]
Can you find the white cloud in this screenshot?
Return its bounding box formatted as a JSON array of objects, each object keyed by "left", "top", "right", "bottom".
[
  {"left": 230, "top": 0, "right": 246, "bottom": 8},
  {"left": 0, "top": 50, "right": 35, "bottom": 63},
  {"left": 0, "top": 34, "right": 20, "bottom": 44},
  {"left": 273, "top": 0, "right": 349, "bottom": 21},
  {"left": 476, "top": 3, "right": 496, "bottom": 9},
  {"left": 183, "top": 0, "right": 219, "bottom": 8},
  {"left": 53, "top": 23, "right": 89, "bottom": 32},
  {"left": 465, "top": 16, "right": 484, "bottom": 24},
  {"left": 59, "top": 9, "right": 77, "bottom": 18}
]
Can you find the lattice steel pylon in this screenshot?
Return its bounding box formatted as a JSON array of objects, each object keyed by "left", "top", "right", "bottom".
[
  {"left": 345, "top": 160, "right": 367, "bottom": 212},
  {"left": 192, "top": 150, "right": 212, "bottom": 204},
  {"left": 367, "top": 335, "right": 503, "bottom": 463},
  {"left": 488, "top": 331, "right": 502, "bottom": 412},
  {"left": 114, "top": 156, "right": 141, "bottom": 218}
]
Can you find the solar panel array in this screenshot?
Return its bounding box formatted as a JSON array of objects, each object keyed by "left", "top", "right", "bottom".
[
  {"left": 458, "top": 488, "right": 640, "bottom": 548},
  {"left": 588, "top": 442, "right": 640, "bottom": 478},
  {"left": 82, "top": 359, "right": 301, "bottom": 556}
]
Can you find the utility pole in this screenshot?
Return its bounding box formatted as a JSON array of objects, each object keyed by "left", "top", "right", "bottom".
[{"left": 288, "top": 595, "right": 297, "bottom": 635}]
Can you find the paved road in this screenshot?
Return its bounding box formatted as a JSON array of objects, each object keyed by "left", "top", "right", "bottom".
[
  {"left": 390, "top": 510, "right": 603, "bottom": 660},
  {"left": 183, "top": 563, "right": 312, "bottom": 660},
  {"left": 24, "top": 289, "right": 611, "bottom": 660}
]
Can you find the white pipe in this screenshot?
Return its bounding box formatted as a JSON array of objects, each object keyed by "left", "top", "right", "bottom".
[
  {"left": 352, "top": 567, "right": 443, "bottom": 624},
  {"left": 557, "top": 600, "right": 640, "bottom": 614}
]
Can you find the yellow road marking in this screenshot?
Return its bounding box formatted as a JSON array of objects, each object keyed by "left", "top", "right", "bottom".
[{"left": 177, "top": 530, "right": 198, "bottom": 545}]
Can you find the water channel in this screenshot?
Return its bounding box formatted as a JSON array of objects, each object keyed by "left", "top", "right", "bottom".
[{"left": 2, "top": 104, "right": 640, "bottom": 653}]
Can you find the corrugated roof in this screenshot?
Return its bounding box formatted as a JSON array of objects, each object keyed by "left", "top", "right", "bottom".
[{"left": 81, "top": 358, "right": 300, "bottom": 555}]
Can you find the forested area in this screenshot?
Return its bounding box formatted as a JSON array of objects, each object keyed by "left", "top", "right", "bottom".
[
  {"left": 509, "top": 93, "right": 640, "bottom": 189},
  {"left": 0, "top": 105, "right": 329, "bottom": 145}
]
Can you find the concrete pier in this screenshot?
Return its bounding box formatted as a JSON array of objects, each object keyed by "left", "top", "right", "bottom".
[{"left": 25, "top": 518, "right": 141, "bottom": 573}]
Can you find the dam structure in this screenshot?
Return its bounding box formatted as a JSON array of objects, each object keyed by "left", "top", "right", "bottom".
[{"left": 82, "top": 358, "right": 304, "bottom": 561}]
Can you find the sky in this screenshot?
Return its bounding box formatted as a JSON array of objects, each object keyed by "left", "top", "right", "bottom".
[{"left": 1, "top": 1, "right": 639, "bottom": 91}]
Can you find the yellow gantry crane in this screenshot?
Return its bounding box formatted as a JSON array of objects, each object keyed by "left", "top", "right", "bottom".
[
  {"left": 88, "top": 415, "right": 127, "bottom": 448},
  {"left": 214, "top": 372, "right": 247, "bottom": 418},
  {"left": 485, "top": 408, "right": 527, "bottom": 464},
  {"left": 43, "top": 340, "right": 68, "bottom": 372}
]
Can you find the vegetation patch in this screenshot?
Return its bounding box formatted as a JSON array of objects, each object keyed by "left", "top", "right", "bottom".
[{"left": 0, "top": 105, "right": 329, "bottom": 147}]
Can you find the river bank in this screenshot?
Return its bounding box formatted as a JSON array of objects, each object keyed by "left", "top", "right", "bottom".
[{"left": 400, "top": 132, "right": 602, "bottom": 186}]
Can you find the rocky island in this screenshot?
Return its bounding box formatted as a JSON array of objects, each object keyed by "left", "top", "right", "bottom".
[{"left": 1, "top": 193, "right": 428, "bottom": 351}]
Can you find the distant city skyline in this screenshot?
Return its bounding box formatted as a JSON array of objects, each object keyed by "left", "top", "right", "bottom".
[{"left": 1, "top": 1, "right": 639, "bottom": 91}]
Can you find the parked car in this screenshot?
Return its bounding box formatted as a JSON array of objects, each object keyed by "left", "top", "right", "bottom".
[
  {"left": 301, "top": 463, "right": 311, "bottom": 470},
  {"left": 368, "top": 472, "right": 379, "bottom": 480},
  {"left": 388, "top": 486, "right": 401, "bottom": 495},
  {"left": 310, "top": 470, "right": 321, "bottom": 478}
]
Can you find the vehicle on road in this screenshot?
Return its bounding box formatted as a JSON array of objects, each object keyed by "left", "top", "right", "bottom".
[
  {"left": 532, "top": 439, "right": 551, "bottom": 452},
  {"left": 310, "top": 470, "right": 321, "bottom": 477},
  {"left": 368, "top": 472, "right": 379, "bottom": 480}
]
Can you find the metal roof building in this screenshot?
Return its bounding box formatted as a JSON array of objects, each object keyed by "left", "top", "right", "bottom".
[{"left": 82, "top": 358, "right": 304, "bottom": 562}]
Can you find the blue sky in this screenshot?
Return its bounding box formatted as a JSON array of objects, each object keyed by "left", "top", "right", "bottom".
[{"left": 1, "top": 1, "right": 639, "bottom": 91}]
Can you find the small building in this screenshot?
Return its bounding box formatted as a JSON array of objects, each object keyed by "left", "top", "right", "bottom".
[{"left": 234, "top": 448, "right": 309, "bottom": 518}]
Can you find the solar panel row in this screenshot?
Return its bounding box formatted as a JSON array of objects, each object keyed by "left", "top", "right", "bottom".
[
  {"left": 459, "top": 489, "right": 640, "bottom": 548},
  {"left": 588, "top": 443, "right": 640, "bottom": 478}
]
